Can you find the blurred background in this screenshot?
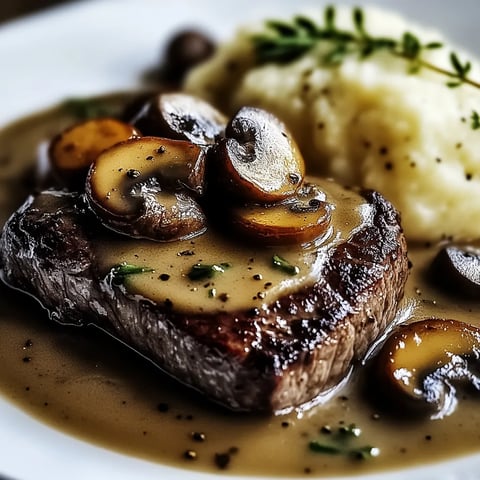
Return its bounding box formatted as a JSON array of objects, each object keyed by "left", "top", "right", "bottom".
[{"left": 0, "top": 0, "right": 74, "bottom": 23}]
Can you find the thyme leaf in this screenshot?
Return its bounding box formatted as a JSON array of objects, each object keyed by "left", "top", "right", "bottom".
[
  {"left": 309, "top": 424, "right": 379, "bottom": 460},
  {"left": 187, "top": 262, "right": 231, "bottom": 281},
  {"left": 472, "top": 110, "right": 480, "bottom": 130},
  {"left": 110, "top": 263, "right": 154, "bottom": 284},
  {"left": 272, "top": 255, "right": 300, "bottom": 275},
  {"left": 252, "top": 6, "right": 480, "bottom": 95}
]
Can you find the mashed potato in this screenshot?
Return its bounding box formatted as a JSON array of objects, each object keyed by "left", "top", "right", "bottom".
[{"left": 185, "top": 6, "right": 480, "bottom": 241}]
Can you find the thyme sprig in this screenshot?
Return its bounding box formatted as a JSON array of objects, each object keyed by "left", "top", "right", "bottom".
[{"left": 252, "top": 6, "right": 480, "bottom": 90}]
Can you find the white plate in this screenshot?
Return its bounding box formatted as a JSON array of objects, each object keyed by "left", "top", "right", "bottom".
[{"left": 1, "top": 1, "right": 480, "bottom": 479}]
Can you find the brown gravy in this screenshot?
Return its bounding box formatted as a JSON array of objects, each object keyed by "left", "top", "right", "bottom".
[{"left": 1, "top": 99, "right": 480, "bottom": 477}]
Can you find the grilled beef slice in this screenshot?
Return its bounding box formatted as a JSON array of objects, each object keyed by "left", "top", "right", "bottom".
[{"left": 0, "top": 189, "right": 408, "bottom": 412}]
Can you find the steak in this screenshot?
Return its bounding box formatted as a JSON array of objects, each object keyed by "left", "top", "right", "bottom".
[{"left": 0, "top": 188, "right": 408, "bottom": 413}]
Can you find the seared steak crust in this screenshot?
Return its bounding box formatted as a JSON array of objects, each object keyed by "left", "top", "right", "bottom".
[{"left": 0, "top": 189, "right": 408, "bottom": 412}]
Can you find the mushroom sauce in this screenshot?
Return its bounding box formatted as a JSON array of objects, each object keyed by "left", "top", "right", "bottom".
[{"left": 1, "top": 98, "right": 480, "bottom": 477}]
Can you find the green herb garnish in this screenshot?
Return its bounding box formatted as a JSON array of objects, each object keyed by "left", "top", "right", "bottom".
[
  {"left": 252, "top": 6, "right": 480, "bottom": 92},
  {"left": 187, "top": 262, "right": 231, "bottom": 281},
  {"left": 471, "top": 110, "right": 480, "bottom": 130},
  {"left": 62, "top": 97, "right": 115, "bottom": 120},
  {"left": 308, "top": 423, "right": 379, "bottom": 460},
  {"left": 110, "top": 263, "right": 154, "bottom": 284},
  {"left": 272, "top": 254, "right": 300, "bottom": 275}
]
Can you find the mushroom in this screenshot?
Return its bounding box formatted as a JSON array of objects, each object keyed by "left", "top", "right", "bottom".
[
  {"left": 162, "top": 30, "right": 216, "bottom": 81},
  {"left": 375, "top": 318, "right": 480, "bottom": 419},
  {"left": 430, "top": 244, "right": 480, "bottom": 297},
  {"left": 131, "top": 92, "right": 226, "bottom": 145},
  {"left": 231, "top": 182, "right": 332, "bottom": 245},
  {"left": 86, "top": 136, "right": 207, "bottom": 241},
  {"left": 214, "top": 106, "right": 305, "bottom": 203},
  {"left": 49, "top": 117, "right": 140, "bottom": 188}
]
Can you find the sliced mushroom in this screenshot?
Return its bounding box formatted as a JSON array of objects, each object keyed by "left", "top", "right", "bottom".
[
  {"left": 86, "top": 136, "right": 207, "bottom": 241},
  {"left": 49, "top": 117, "right": 140, "bottom": 188},
  {"left": 215, "top": 106, "right": 305, "bottom": 203},
  {"left": 231, "top": 182, "right": 332, "bottom": 245},
  {"left": 131, "top": 92, "right": 226, "bottom": 144},
  {"left": 375, "top": 318, "right": 480, "bottom": 418},
  {"left": 430, "top": 244, "right": 480, "bottom": 296}
]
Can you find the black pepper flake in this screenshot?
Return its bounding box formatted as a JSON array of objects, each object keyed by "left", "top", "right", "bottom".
[
  {"left": 436, "top": 157, "right": 442, "bottom": 163},
  {"left": 25, "top": 386, "right": 30, "bottom": 391},
  {"left": 456, "top": 142, "right": 463, "bottom": 149},
  {"left": 184, "top": 450, "right": 197, "bottom": 460},
  {"left": 247, "top": 307, "right": 260, "bottom": 317},
  {"left": 425, "top": 435, "right": 432, "bottom": 441},
  {"left": 192, "top": 432, "right": 206, "bottom": 442},
  {"left": 126, "top": 169, "right": 141, "bottom": 179},
  {"left": 157, "top": 402, "right": 169, "bottom": 412},
  {"left": 214, "top": 452, "right": 231, "bottom": 470},
  {"left": 164, "top": 298, "right": 173, "bottom": 309},
  {"left": 253, "top": 274, "right": 263, "bottom": 280},
  {"left": 281, "top": 421, "right": 290, "bottom": 428},
  {"left": 23, "top": 339, "right": 33, "bottom": 349},
  {"left": 219, "top": 293, "right": 229, "bottom": 302},
  {"left": 229, "top": 446, "right": 239, "bottom": 455},
  {"left": 159, "top": 273, "right": 170, "bottom": 281},
  {"left": 264, "top": 282, "right": 272, "bottom": 289},
  {"left": 44, "top": 402, "right": 49, "bottom": 407},
  {"left": 145, "top": 155, "right": 154, "bottom": 161},
  {"left": 466, "top": 173, "right": 473, "bottom": 181},
  {"left": 157, "top": 146, "right": 166, "bottom": 154},
  {"left": 22, "top": 356, "right": 31, "bottom": 363},
  {"left": 379, "top": 146, "right": 389, "bottom": 155},
  {"left": 186, "top": 414, "right": 194, "bottom": 420},
  {"left": 225, "top": 60, "right": 238, "bottom": 72},
  {"left": 385, "top": 162, "right": 393, "bottom": 171},
  {"left": 320, "top": 425, "right": 332, "bottom": 434},
  {"left": 317, "top": 122, "right": 325, "bottom": 129},
  {"left": 304, "top": 467, "right": 312, "bottom": 474}
]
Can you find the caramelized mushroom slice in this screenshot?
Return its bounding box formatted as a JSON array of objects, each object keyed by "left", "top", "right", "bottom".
[
  {"left": 376, "top": 318, "right": 480, "bottom": 418},
  {"left": 49, "top": 118, "right": 140, "bottom": 187},
  {"left": 86, "top": 136, "right": 207, "bottom": 241},
  {"left": 215, "top": 106, "right": 305, "bottom": 203},
  {"left": 430, "top": 244, "right": 480, "bottom": 296},
  {"left": 231, "top": 182, "right": 332, "bottom": 245},
  {"left": 131, "top": 92, "right": 226, "bottom": 144}
]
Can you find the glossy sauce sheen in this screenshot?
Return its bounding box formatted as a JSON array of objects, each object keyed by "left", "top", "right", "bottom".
[
  {"left": 96, "top": 178, "right": 363, "bottom": 314},
  {"left": 1, "top": 100, "right": 480, "bottom": 476}
]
